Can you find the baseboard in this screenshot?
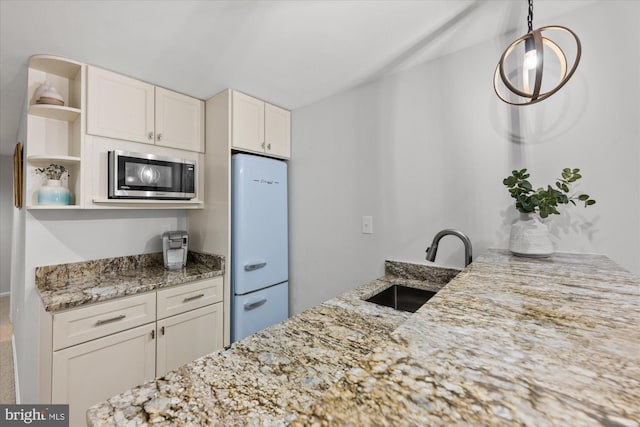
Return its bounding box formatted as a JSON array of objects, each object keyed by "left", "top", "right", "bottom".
[{"left": 12, "top": 333, "right": 20, "bottom": 404}]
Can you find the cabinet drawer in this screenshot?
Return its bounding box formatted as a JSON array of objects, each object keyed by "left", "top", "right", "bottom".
[
  {"left": 157, "top": 277, "right": 223, "bottom": 319},
  {"left": 53, "top": 293, "right": 156, "bottom": 351}
]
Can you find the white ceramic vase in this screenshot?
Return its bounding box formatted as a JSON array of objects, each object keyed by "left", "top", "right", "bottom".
[
  {"left": 509, "top": 213, "right": 554, "bottom": 257},
  {"left": 37, "top": 179, "right": 71, "bottom": 205}
]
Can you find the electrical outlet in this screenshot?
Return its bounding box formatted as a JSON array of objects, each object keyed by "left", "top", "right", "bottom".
[{"left": 362, "top": 216, "right": 373, "bottom": 234}]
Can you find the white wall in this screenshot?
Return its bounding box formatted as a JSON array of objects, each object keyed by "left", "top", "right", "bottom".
[
  {"left": 14, "top": 210, "right": 187, "bottom": 402},
  {"left": 289, "top": 1, "right": 639, "bottom": 315},
  {"left": 0, "top": 155, "right": 13, "bottom": 294}
]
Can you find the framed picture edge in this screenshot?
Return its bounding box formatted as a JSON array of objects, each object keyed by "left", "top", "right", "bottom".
[{"left": 13, "top": 141, "right": 23, "bottom": 208}]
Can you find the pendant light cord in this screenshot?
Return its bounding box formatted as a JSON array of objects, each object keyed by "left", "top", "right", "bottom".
[{"left": 527, "top": 0, "right": 534, "bottom": 33}]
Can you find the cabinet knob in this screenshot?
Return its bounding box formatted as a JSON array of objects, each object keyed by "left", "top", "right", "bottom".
[
  {"left": 148, "top": 132, "right": 154, "bottom": 140},
  {"left": 261, "top": 141, "right": 266, "bottom": 149},
  {"left": 157, "top": 133, "right": 163, "bottom": 141},
  {"left": 151, "top": 329, "right": 155, "bottom": 339},
  {"left": 267, "top": 143, "right": 271, "bottom": 150},
  {"left": 160, "top": 326, "right": 165, "bottom": 336}
]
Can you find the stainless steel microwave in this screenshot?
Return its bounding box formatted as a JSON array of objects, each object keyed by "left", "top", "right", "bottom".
[{"left": 108, "top": 150, "right": 196, "bottom": 200}]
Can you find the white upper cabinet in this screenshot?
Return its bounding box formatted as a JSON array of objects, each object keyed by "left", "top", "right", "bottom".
[
  {"left": 87, "top": 66, "right": 155, "bottom": 144},
  {"left": 231, "top": 90, "right": 290, "bottom": 159},
  {"left": 232, "top": 91, "right": 265, "bottom": 153},
  {"left": 87, "top": 66, "right": 204, "bottom": 152},
  {"left": 155, "top": 87, "right": 204, "bottom": 152},
  {"left": 265, "top": 103, "right": 291, "bottom": 159}
]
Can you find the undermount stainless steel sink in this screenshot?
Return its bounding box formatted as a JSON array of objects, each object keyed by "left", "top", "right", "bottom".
[{"left": 365, "top": 285, "right": 437, "bottom": 313}]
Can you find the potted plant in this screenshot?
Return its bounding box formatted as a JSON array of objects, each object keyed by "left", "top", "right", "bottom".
[
  {"left": 36, "top": 164, "right": 71, "bottom": 205},
  {"left": 503, "top": 168, "right": 596, "bottom": 257}
]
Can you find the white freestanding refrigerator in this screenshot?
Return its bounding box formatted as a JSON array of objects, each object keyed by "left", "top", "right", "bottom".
[{"left": 231, "top": 153, "right": 288, "bottom": 343}]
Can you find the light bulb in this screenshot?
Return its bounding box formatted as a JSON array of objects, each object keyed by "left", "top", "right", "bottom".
[
  {"left": 523, "top": 49, "right": 538, "bottom": 71},
  {"left": 523, "top": 37, "right": 538, "bottom": 94}
]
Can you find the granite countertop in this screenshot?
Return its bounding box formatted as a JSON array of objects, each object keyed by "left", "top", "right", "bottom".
[
  {"left": 35, "top": 251, "right": 224, "bottom": 312},
  {"left": 87, "top": 250, "right": 640, "bottom": 426}
]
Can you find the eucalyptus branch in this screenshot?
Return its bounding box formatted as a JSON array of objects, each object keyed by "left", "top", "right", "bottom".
[
  {"left": 503, "top": 168, "right": 595, "bottom": 218},
  {"left": 36, "top": 164, "right": 69, "bottom": 180}
]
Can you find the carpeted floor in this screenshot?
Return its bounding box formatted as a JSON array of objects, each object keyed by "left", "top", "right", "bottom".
[{"left": 0, "top": 295, "right": 16, "bottom": 403}]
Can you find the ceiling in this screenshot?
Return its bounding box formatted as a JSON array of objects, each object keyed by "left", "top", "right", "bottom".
[{"left": 0, "top": 0, "right": 594, "bottom": 155}]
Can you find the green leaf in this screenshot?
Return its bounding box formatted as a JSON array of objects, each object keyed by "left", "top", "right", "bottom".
[{"left": 504, "top": 167, "right": 595, "bottom": 216}]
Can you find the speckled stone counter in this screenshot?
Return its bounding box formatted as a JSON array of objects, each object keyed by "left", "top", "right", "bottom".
[
  {"left": 87, "top": 251, "right": 640, "bottom": 426},
  {"left": 35, "top": 251, "right": 224, "bottom": 312}
]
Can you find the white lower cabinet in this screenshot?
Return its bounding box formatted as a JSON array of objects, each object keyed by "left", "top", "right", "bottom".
[
  {"left": 156, "top": 303, "right": 223, "bottom": 377},
  {"left": 52, "top": 323, "right": 156, "bottom": 426},
  {"left": 47, "top": 278, "right": 224, "bottom": 426}
]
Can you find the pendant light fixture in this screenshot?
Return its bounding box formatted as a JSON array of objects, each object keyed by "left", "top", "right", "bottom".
[{"left": 494, "top": 0, "right": 581, "bottom": 106}]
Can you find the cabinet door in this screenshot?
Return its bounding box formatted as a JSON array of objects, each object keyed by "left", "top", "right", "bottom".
[
  {"left": 155, "top": 87, "right": 205, "bottom": 152},
  {"left": 87, "top": 66, "right": 155, "bottom": 144},
  {"left": 52, "top": 323, "right": 156, "bottom": 426},
  {"left": 156, "top": 303, "right": 223, "bottom": 377},
  {"left": 265, "top": 103, "right": 291, "bottom": 159},
  {"left": 231, "top": 91, "right": 265, "bottom": 154}
]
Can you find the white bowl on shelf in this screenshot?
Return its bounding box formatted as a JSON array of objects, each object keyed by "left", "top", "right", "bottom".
[{"left": 35, "top": 81, "right": 65, "bottom": 106}]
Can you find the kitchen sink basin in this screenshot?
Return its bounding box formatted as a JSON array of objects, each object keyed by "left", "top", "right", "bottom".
[{"left": 365, "top": 285, "right": 437, "bottom": 313}]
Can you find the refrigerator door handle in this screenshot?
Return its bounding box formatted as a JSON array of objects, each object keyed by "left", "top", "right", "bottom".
[
  {"left": 244, "top": 298, "right": 267, "bottom": 311},
  {"left": 244, "top": 262, "right": 267, "bottom": 271}
]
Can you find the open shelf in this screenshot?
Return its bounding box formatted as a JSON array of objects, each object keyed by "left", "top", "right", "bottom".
[
  {"left": 29, "top": 104, "right": 81, "bottom": 122},
  {"left": 28, "top": 205, "right": 82, "bottom": 210},
  {"left": 26, "top": 55, "right": 85, "bottom": 209},
  {"left": 29, "top": 55, "right": 83, "bottom": 79},
  {"left": 91, "top": 198, "right": 204, "bottom": 209},
  {"left": 27, "top": 155, "right": 81, "bottom": 164},
  {"left": 25, "top": 160, "right": 81, "bottom": 209}
]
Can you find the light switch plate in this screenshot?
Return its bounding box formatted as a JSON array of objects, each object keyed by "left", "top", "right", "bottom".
[{"left": 362, "top": 216, "right": 373, "bottom": 234}]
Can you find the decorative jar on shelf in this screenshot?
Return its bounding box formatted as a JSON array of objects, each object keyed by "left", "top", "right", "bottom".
[{"left": 37, "top": 179, "right": 71, "bottom": 205}]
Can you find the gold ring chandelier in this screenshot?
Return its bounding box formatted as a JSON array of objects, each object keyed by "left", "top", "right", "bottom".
[{"left": 494, "top": 0, "right": 582, "bottom": 106}]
